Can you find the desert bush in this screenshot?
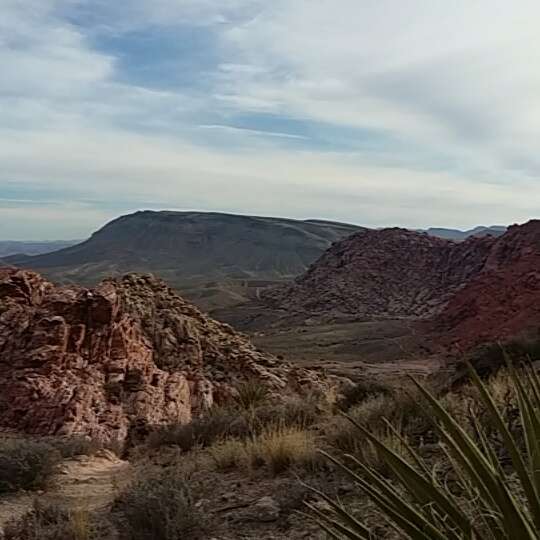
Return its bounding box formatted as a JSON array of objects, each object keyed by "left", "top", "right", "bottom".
[
  {"left": 245, "top": 394, "right": 323, "bottom": 433},
  {"left": 114, "top": 468, "right": 208, "bottom": 540},
  {"left": 147, "top": 406, "right": 248, "bottom": 451},
  {"left": 337, "top": 379, "right": 393, "bottom": 411},
  {"left": 208, "top": 438, "right": 247, "bottom": 471},
  {"left": 234, "top": 379, "right": 270, "bottom": 410},
  {"left": 1, "top": 500, "right": 111, "bottom": 540},
  {"left": 44, "top": 436, "right": 103, "bottom": 459},
  {"left": 309, "top": 362, "right": 540, "bottom": 539},
  {"left": 247, "top": 425, "right": 321, "bottom": 476},
  {"left": 0, "top": 439, "right": 61, "bottom": 494},
  {"left": 325, "top": 389, "right": 432, "bottom": 453}
]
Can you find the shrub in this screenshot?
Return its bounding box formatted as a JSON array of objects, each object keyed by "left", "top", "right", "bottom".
[
  {"left": 243, "top": 395, "right": 323, "bottom": 434},
  {"left": 309, "top": 362, "right": 540, "bottom": 539},
  {"left": 337, "top": 379, "right": 392, "bottom": 411},
  {"left": 208, "top": 438, "right": 247, "bottom": 471},
  {"left": 147, "top": 407, "right": 248, "bottom": 451},
  {"left": 247, "top": 425, "right": 321, "bottom": 476},
  {"left": 0, "top": 439, "right": 61, "bottom": 494},
  {"left": 113, "top": 468, "right": 208, "bottom": 540},
  {"left": 44, "top": 436, "right": 103, "bottom": 459},
  {"left": 1, "top": 500, "right": 110, "bottom": 540},
  {"left": 234, "top": 379, "right": 269, "bottom": 410}
]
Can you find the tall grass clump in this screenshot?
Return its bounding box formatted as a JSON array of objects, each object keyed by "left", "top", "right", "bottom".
[
  {"left": 308, "top": 361, "right": 540, "bottom": 539},
  {"left": 248, "top": 425, "right": 321, "bottom": 476}
]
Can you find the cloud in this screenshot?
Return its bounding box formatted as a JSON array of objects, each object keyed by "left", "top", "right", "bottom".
[{"left": 0, "top": 0, "right": 539, "bottom": 239}]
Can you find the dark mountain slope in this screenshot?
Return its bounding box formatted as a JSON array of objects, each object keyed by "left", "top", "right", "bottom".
[{"left": 8, "top": 211, "right": 361, "bottom": 308}]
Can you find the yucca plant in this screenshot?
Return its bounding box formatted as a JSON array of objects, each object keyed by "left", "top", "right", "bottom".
[{"left": 307, "top": 361, "right": 540, "bottom": 539}]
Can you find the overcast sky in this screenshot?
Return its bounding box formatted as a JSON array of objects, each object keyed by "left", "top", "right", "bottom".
[{"left": 1, "top": 1, "right": 540, "bottom": 239}]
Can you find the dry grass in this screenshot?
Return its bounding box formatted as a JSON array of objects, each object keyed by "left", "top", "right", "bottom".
[
  {"left": 247, "top": 425, "right": 321, "bottom": 476},
  {"left": 208, "top": 438, "right": 247, "bottom": 471}
]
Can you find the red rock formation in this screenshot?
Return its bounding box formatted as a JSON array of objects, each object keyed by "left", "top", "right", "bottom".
[
  {"left": 433, "top": 220, "right": 540, "bottom": 351},
  {"left": 265, "top": 228, "right": 495, "bottom": 321},
  {"left": 0, "top": 269, "right": 322, "bottom": 444},
  {"left": 264, "top": 221, "right": 540, "bottom": 354}
]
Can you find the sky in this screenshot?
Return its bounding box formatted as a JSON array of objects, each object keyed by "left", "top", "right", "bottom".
[{"left": 1, "top": 1, "right": 540, "bottom": 239}]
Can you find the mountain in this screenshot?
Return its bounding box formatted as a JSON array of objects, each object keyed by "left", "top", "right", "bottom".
[
  {"left": 0, "top": 268, "right": 325, "bottom": 443},
  {"left": 261, "top": 221, "right": 540, "bottom": 353},
  {"left": 423, "top": 225, "right": 507, "bottom": 241},
  {"left": 0, "top": 240, "right": 79, "bottom": 258},
  {"left": 264, "top": 228, "right": 495, "bottom": 320},
  {"left": 6, "top": 211, "right": 361, "bottom": 310}
]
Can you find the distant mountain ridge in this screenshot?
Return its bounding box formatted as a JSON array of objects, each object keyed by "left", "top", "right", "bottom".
[
  {"left": 422, "top": 225, "right": 507, "bottom": 241},
  {"left": 0, "top": 240, "right": 79, "bottom": 258},
  {"left": 6, "top": 211, "right": 362, "bottom": 308}
]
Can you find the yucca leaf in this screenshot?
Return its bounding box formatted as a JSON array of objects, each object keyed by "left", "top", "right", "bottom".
[
  {"left": 302, "top": 504, "right": 364, "bottom": 540},
  {"left": 306, "top": 483, "right": 374, "bottom": 538},
  {"left": 341, "top": 453, "right": 461, "bottom": 540},
  {"left": 470, "top": 360, "right": 540, "bottom": 531},
  {"left": 345, "top": 414, "right": 474, "bottom": 538}
]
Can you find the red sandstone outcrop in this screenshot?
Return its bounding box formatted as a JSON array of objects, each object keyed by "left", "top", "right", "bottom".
[
  {"left": 265, "top": 228, "right": 495, "bottom": 321},
  {"left": 0, "top": 269, "right": 323, "bottom": 444},
  {"left": 433, "top": 220, "right": 540, "bottom": 351}
]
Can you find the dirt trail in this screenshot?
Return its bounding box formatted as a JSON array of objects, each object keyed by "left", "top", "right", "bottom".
[{"left": 0, "top": 450, "right": 130, "bottom": 531}]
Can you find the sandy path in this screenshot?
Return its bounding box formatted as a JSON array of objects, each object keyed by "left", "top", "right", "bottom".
[{"left": 0, "top": 450, "right": 130, "bottom": 531}]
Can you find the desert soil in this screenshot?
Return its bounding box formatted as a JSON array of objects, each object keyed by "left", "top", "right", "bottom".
[{"left": 0, "top": 450, "right": 130, "bottom": 532}]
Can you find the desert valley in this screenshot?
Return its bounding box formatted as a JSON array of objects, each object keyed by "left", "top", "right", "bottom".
[
  {"left": 0, "top": 211, "right": 539, "bottom": 539},
  {"left": 3, "top": 2, "right": 540, "bottom": 538}
]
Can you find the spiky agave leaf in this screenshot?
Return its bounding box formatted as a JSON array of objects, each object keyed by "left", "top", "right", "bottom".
[{"left": 308, "top": 362, "right": 540, "bottom": 539}]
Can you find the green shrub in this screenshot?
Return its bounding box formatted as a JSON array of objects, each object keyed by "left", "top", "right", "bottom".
[
  {"left": 0, "top": 439, "right": 61, "bottom": 494},
  {"left": 114, "top": 468, "right": 208, "bottom": 540},
  {"left": 2, "top": 500, "right": 111, "bottom": 540}
]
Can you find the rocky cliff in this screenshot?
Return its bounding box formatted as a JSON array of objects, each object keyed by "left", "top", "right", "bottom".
[{"left": 0, "top": 268, "right": 322, "bottom": 444}]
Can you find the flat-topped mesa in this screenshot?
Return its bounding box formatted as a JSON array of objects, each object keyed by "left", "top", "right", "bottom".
[
  {"left": 0, "top": 269, "right": 324, "bottom": 444},
  {"left": 264, "top": 227, "right": 495, "bottom": 321}
]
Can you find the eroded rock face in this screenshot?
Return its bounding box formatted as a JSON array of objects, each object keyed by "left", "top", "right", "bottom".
[
  {"left": 0, "top": 269, "right": 322, "bottom": 444},
  {"left": 434, "top": 220, "right": 540, "bottom": 351},
  {"left": 265, "top": 228, "right": 495, "bottom": 321}
]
